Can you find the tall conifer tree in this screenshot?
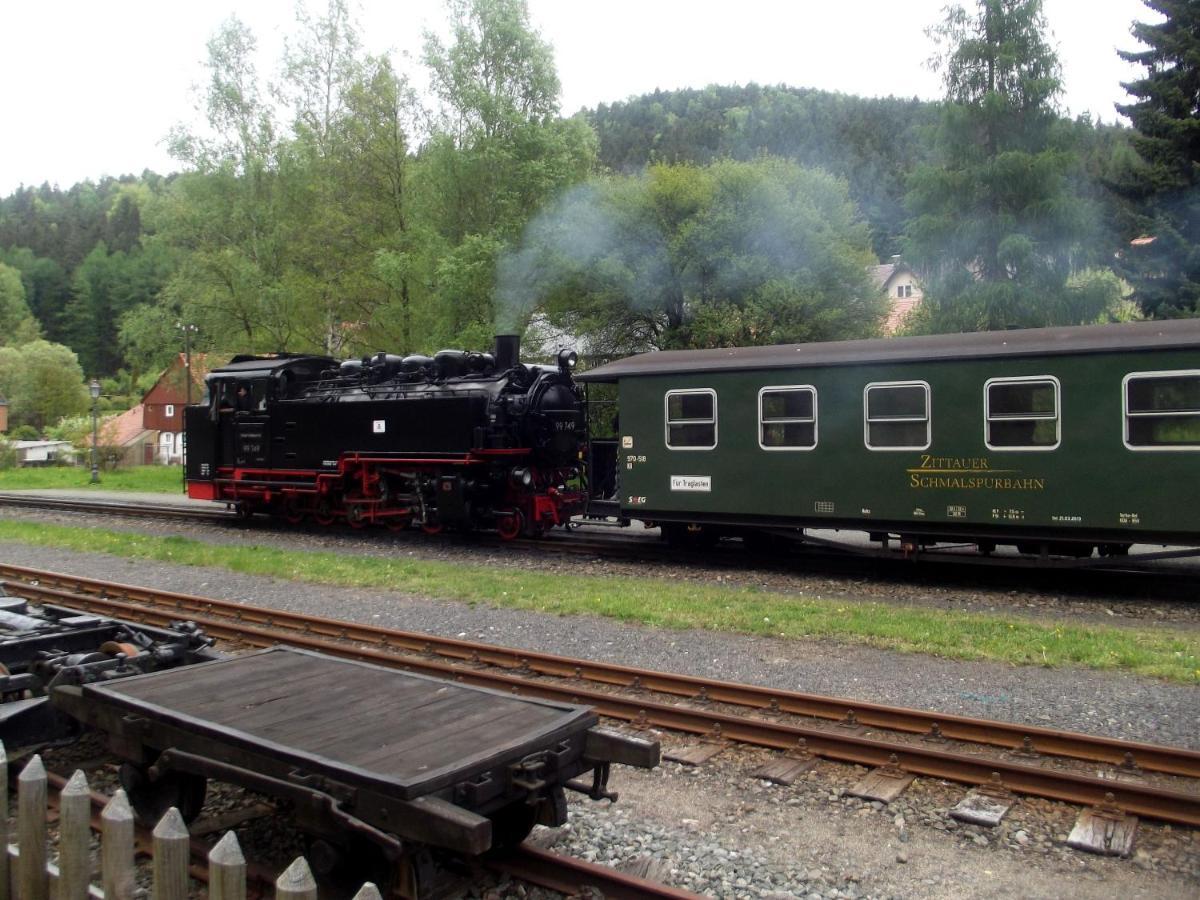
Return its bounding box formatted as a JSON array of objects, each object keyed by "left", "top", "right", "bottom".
[
  {"left": 1113, "top": 0, "right": 1200, "bottom": 316},
  {"left": 903, "top": 0, "right": 1113, "bottom": 332}
]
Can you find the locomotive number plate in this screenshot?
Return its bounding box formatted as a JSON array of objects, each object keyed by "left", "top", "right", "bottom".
[{"left": 373, "top": 420, "right": 386, "bottom": 433}]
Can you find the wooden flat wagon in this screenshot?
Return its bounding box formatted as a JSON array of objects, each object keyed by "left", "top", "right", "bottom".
[{"left": 52, "top": 646, "right": 658, "bottom": 897}]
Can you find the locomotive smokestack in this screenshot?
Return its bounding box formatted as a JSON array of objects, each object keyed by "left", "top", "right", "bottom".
[{"left": 495, "top": 334, "right": 520, "bottom": 371}]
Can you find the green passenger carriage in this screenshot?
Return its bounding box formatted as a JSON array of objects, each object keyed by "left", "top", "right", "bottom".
[{"left": 578, "top": 319, "right": 1200, "bottom": 559}]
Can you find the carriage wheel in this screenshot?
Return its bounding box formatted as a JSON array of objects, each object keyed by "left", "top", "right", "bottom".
[{"left": 496, "top": 509, "right": 524, "bottom": 541}]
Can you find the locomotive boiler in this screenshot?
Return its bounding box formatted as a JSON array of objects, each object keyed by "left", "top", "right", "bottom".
[{"left": 185, "top": 334, "right": 587, "bottom": 537}]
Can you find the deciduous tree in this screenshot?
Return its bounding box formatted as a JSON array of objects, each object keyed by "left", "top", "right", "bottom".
[{"left": 507, "top": 157, "right": 883, "bottom": 355}]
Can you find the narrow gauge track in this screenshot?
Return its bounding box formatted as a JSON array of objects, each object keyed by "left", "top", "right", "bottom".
[
  {"left": 37, "top": 770, "right": 695, "bottom": 900},
  {"left": 2, "top": 491, "right": 1200, "bottom": 597},
  {"left": 3, "top": 563, "right": 1198, "bottom": 831}
]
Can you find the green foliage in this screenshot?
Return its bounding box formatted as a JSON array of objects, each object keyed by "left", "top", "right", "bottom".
[
  {"left": 8, "top": 425, "right": 39, "bottom": 441},
  {"left": 0, "top": 340, "right": 89, "bottom": 430},
  {"left": 505, "top": 157, "right": 884, "bottom": 355},
  {"left": 903, "top": 0, "right": 1111, "bottom": 332},
  {"left": 589, "top": 85, "right": 943, "bottom": 258},
  {"left": 0, "top": 263, "right": 41, "bottom": 345},
  {"left": 1111, "top": 0, "right": 1200, "bottom": 316},
  {"left": 424, "top": 0, "right": 561, "bottom": 142}
]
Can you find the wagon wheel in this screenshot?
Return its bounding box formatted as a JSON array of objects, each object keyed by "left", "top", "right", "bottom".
[
  {"left": 119, "top": 762, "right": 207, "bottom": 827},
  {"left": 495, "top": 509, "right": 524, "bottom": 541},
  {"left": 486, "top": 802, "right": 538, "bottom": 852}
]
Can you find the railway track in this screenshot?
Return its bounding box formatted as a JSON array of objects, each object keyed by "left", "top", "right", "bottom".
[
  {"left": 3, "top": 563, "right": 1198, "bottom": 836},
  {"left": 3, "top": 491, "right": 1200, "bottom": 597}
]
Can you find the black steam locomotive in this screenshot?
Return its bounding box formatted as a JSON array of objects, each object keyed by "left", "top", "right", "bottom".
[{"left": 185, "top": 335, "right": 587, "bottom": 538}]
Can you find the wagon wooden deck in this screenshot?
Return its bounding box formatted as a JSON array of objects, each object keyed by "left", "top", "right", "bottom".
[{"left": 78, "top": 646, "right": 598, "bottom": 800}]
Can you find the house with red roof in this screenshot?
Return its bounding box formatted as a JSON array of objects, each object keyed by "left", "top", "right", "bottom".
[
  {"left": 95, "top": 404, "right": 158, "bottom": 466},
  {"left": 141, "top": 352, "right": 213, "bottom": 464}
]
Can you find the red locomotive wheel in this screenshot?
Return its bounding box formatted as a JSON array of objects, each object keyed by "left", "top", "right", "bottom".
[
  {"left": 283, "top": 499, "right": 306, "bottom": 525},
  {"left": 386, "top": 515, "right": 412, "bottom": 532},
  {"left": 313, "top": 501, "right": 337, "bottom": 527},
  {"left": 421, "top": 519, "right": 443, "bottom": 535},
  {"left": 496, "top": 509, "right": 523, "bottom": 541}
]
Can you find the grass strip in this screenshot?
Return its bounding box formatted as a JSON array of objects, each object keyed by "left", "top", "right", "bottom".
[
  {"left": 0, "top": 466, "right": 185, "bottom": 493},
  {"left": 0, "top": 519, "right": 1195, "bottom": 683}
]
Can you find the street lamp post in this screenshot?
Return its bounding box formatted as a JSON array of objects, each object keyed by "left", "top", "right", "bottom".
[
  {"left": 176, "top": 323, "right": 199, "bottom": 491},
  {"left": 89, "top": 379, "right": 101, "bottom": 484}
]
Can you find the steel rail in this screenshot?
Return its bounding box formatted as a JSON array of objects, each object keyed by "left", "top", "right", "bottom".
[
  {"left": 0, "top": 492, "right": 231, "bottom": 522},
  {"left": 491, "top": 845, "right": 705, "bottom": 900},
  {"left": 3, "top": 568, "right": 1200, "bottom": 827},
  {"left": 2, "top": 561, "right": 1196, "bottom": 779}
]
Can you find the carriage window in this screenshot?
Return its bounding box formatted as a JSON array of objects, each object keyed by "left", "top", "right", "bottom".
[
  {"left": 759, "top": 386, "right": 816, "bottom": 450},
  {"left": 1125, "top": 371, "right": 1200, "bottom": 449},
  {"left": 985, "top": 377, "right": 1059, "bottom": 449},
  {"left": 864, "top": 382, "right": 930, "bottom": 450},
  {"left": 665, "top": 389, "right": 717, "bottom": 449}
]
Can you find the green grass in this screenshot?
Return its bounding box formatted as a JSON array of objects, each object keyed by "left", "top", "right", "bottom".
[
  {"left": 0, "top": 465, "right": 185, "bottom": 493},
  {"left": 0, "top": 518, "right": 1195, "bottom": 683}
]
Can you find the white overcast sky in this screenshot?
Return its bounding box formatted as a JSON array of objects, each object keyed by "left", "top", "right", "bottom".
[{"left": 0, "top": 0, "right": 1155, "bottom": 195}]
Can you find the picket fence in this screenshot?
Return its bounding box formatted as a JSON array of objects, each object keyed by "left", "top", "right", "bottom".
[{"left": 1, "top": 744, "right": 383, "bottom": 899}]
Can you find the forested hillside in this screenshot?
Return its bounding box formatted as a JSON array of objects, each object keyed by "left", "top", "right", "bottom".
[{"left": 0, "top": 0, "right": 1193, "bottom": 441}]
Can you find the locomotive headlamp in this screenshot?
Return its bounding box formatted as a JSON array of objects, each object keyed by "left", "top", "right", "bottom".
[
  {"left": 557, "top": 349, "right": 578, "bottom": 373},
  {"left": 511, "top": 468, "right": 533, "bottom": 488}
]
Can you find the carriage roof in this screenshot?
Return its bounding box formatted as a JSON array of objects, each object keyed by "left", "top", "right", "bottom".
[{"left": 576, "top": 319, "right": 1200, "bottom": 383}]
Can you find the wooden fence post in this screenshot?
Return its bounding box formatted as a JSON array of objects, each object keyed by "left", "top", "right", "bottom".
[
  {"left": 274, "top": 857, "right": 317, "bottom": 900},
  {"left": 17, "top": 754, "right": 47, "bottom": 900},
  {"left": 207, "top": 831, "right": 246, "bottom": 900},
  {"left": 151, "top": 808, "right": 190, "bottom": 900},
  {"left": 101, "top": 789, "right": 136, "bottom": 900},
  {"left": 0, "top": 741, "right": 8, "bottom": 900},
  {"left": 57, "top": 769, "right": 91, "bottom": 900}
]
